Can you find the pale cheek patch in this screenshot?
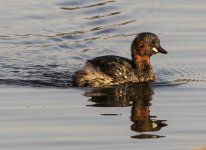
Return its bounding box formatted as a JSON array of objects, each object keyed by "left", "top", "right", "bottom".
[
  {"left": 152, "top": 122, "right": 158, "bottom": 129},
  {"left": 152, "top": 47, "right": 158, "bottom": 53}
]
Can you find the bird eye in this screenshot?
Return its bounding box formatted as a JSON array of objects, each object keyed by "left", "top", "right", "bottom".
[
  {"left": 152, "top": 41, "right": 157, "bottom": 46},
  {"left": 156, "top": 40, "right": 160, "bottom": 46}
]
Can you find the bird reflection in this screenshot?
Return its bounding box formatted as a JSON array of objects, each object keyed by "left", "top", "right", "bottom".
[{"left": 84, "top": 83, "right": 167, "bottom": 139}]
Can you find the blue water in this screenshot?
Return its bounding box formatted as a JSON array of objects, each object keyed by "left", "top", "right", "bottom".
[{"left": 0, "top": 0, "right": 206, "bottom": 150}]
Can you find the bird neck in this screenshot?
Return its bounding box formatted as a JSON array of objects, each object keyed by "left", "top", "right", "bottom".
[
  {"left": 132, "top": 53, "right": 151, "bottom": 66},
  {"left": 133, "top": 59, "right": 155, "bottom": 82},
  {"left": 132, "top": 55, "right": 155, "bottom": 82}
]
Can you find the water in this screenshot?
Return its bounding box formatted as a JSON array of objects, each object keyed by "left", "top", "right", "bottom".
[{"left": 0, "top": 0, "right": 206, "bottom": 150}]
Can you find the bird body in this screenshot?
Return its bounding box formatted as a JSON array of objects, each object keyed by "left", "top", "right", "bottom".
[{"left": 73, "top": 32, "right": 168, "bottom": 87}]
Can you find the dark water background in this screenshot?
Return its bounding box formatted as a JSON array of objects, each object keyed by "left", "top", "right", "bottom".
[{"left": 0, "top": 0, "right": 206, "bottom": 150}]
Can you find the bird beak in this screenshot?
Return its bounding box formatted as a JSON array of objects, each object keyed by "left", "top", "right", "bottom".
[
  {"left": 152, "top": 46, "right": 168, "bottom": 54},
  {"left": 157, "top": 46, "right": 168, "bottom": 54}
]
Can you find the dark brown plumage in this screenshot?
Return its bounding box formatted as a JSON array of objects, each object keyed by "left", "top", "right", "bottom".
[{"left": 73, "top": 32, "right": 168, "bottom": 87}]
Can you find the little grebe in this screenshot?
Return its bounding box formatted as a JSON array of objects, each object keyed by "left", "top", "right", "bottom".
[{"left": 73, "top": 32, "right": 168, "bottom": 87}]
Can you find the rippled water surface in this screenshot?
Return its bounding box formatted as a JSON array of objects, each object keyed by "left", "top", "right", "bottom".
[{"left": 0, "top": 0, "right": 206, "bottom": 150}]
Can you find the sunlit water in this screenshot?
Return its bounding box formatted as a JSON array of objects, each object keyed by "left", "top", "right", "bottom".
[{"left": 0, "top": 0, "right": 206, "bottom": 150}]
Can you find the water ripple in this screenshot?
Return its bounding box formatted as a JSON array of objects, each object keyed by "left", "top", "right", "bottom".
[
  {"left": 55, "top": 20, "right": 136, "bottom": 36},
  {"left": 60, "top": 0, "right": 116, "bottom": 11},
  {"left": 86, "top": 11, "right": 121, "bottom": 20}
]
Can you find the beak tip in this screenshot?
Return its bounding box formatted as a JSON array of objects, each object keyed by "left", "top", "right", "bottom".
[{"left": 158, "top": 47, "right": 168, "bottom": 54}]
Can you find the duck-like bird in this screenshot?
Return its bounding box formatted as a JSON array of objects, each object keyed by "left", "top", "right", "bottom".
[{"left": 73, "top": 32, "right": 168, "bottom": 87}]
